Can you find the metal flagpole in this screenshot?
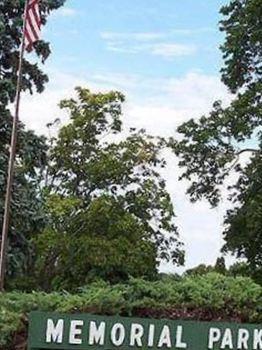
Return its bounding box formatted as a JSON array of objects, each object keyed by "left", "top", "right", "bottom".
[{"left": 0, "top": 0, "right": 29, "bottom": 291}]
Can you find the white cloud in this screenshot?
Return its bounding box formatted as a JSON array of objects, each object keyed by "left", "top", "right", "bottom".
[
  {"left": 90, "top": 73, "right": 141, "bottom": 90},
  {"left": 150, "top": 43, "right": 196, "bottom": 58},
  {"left": 101, "top": 31, "right": 164, "bottom": 41},
  {"left": 165, "top": 72, "right": 232, "bottom": 110},
  {"left": 105, "top": 41, "right": 196, "bottom": 58},
  {"left": 22, "top": 70, "right": 230, "bottom": 137},
  {"left": 105, "top": 43, "right": 140, "bottom": 54},
  {"left": 20, "top": 71, "right": 92, "bottom": 135},
  {"left": 171, "top": 27, "right": 216, "bottom": 35},
  {"left": 101, "top": 28, "right": 215, "bottom": 41},
  {"left": 159, "top": 150, "right": 234, "bottom": 274},
  {"left": 121, "top": 71, "right": 231, "bottom": 136},
  {"left": 51, "top": 7, "right": 78, "bottom": 18},
  {"left": 84, "top": 71, "right": 231, "bottom": 131},
  {"left": 101, "top": 31, "right": 197, "bottom": 59}
]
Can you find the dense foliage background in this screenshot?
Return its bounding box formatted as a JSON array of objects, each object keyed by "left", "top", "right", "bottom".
[
  {"left": 0, "top": 0, "right": 65, "bottom": 283},
  {"left": 30, "top": 87, "right": 184, "bottom": 291}
]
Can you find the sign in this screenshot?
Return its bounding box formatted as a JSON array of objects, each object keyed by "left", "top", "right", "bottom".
[{"left": 28, "top": 312, "right": 262, "bottom": 350}]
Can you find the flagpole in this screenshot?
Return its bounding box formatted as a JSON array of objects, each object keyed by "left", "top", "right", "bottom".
[{"left": 0, "top": 0, "right": 28, "bottom": 291}]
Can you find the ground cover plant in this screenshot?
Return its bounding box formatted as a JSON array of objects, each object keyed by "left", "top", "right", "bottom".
[{"left": 1, "top": 273, "right": 261, "bottom": 349}]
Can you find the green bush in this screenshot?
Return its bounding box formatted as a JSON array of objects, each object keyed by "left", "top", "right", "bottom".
[{"left": 1, "top": 273, "right": 261, "bottom": 349}]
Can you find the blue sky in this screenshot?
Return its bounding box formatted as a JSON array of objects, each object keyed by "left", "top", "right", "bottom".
[
  {"left": 46, "top": 0, "right": 226, "bottom": 86},
  {"left": 21, "top": 0, "right": 235, "bottom": 273}
]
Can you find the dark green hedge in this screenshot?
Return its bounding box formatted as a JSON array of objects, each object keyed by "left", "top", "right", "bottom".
[{"left": 1, "top": 273, "right": 261, "bottom": 349}]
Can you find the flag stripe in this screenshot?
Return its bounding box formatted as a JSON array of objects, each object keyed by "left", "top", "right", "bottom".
[
  {"left": 24, "top": 0, "right": 41, "bottom": 51},
  {"left": 31, "top": 6, "right": 41, "bottom": 28},
  {"left": 24, "top": 30, "right": 34, "bottom": 52},
  {"left": 26, "top": 21, "right": 37, "bottom": 43},
  {"left": 28, "top": 10, "right": 40, "bottom": 38}
]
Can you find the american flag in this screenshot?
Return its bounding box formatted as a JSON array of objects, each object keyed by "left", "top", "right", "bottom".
[{"left": 24, "top": 0, "right": 41, "bottom": 51}]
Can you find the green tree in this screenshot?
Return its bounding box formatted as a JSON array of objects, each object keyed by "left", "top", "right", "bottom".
[
  {"left": 223, "top": 158, "right": 262, "bottom": 283},
  {"left": 183, "top": 258, "right": 226, "bottom": 277},
  {"left": 214, "top": 257, "right": 226, "bottom": 274},
  {"left": 227, "top": 261, "right": 262, "bottom": 284},
  {"left": 0, "top": 116, "right": 47, "bottom": 285},
  {"left": 171, "top": 0, "right": 261, "bottom": 280},
  {"left": 0, "top": 0, "right": 66, "bottom": 286},
  {"left": 35, "top": 87, "right": 184, "bottom": 291},
  {"left": 0, "top": 0, "right": 66, "bottom": 109},
  {"left": 184, "top": 264, "right": 214, "bottom": 277}
]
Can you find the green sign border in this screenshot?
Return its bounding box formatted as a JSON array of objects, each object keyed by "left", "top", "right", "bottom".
[{"left": 28, "top": 311, "right": 262, "bottom": 350}]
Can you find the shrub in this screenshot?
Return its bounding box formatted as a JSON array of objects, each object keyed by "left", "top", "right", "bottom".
[{"left": 0, "top": 273, "right": 261, "bottom": 349}]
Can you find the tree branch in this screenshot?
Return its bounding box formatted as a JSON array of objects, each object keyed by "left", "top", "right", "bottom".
[{"left": 236, "top": 148, "right": 261, "bottom": 156}]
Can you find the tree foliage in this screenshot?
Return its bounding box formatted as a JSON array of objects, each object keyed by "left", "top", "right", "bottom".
[
  {"left": 34, "top": 88, "right": 184, "bottom": 291},
  {"left": 171, "top": 0, "right": 262, "bottom": 276},
  {"left": 0, "top": 116, "right": 47, "bottom": 281},
  {"left": 0, "top": 0, "right": 66, "bottom": 108},
  {"left": 223, "top": 157, "right": 262, "bottom": 283},
  {"left": 184, "top": 258, "right": 227, "bottom": 277},
  {"left": 0, "top": 0, "right": 66, "bottom": 281}
]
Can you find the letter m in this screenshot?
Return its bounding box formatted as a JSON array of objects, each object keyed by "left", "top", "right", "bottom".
[
  {"left": 46, "top": 319, "right": 64, "bottom": 343},
  {"left": 89, "top": 321, "right": 105, "bottom": 345}
]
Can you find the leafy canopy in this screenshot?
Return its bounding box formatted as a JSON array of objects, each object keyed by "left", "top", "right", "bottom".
[
  {"left": 34, "top": 87, "right": 184, "bottom": 291},
  {"left": 0, "top": 0, "right": 66, "bottom": 281},
  {"left": 0, "top": 0, "right": 66, "bottom": 107},
  {"left": 0, "top": 116, "right": 48, "bottom": 280},
  {"left": 171, "top": 0, "right": 262, "bottom": 276}
]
